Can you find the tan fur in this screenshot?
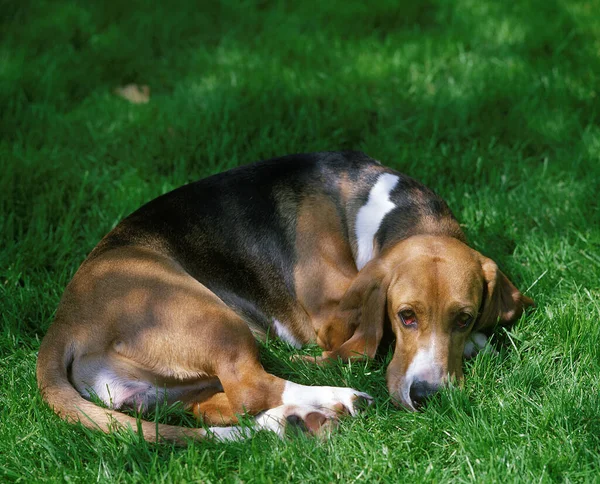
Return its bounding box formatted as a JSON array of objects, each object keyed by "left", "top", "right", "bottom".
[
  {"left": 37, "top": 246, "right": 288, "bottom": 443},
  {"left": 38, "top": 215, "right": 533, "bottom": 441},
  {"left": 294, "top": 194, "right": 357, "bottom": 335}
]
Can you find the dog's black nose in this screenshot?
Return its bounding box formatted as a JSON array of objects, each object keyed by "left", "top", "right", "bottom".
[{"left": 409, "top": 381, "right": 440, "bottom": 409}]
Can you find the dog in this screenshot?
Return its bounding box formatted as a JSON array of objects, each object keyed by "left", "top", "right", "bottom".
[{"left": 37, "top": 151, "right": 534, "bottom": 444}]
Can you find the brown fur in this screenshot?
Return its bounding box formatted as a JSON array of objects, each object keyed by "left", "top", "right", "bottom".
[
  {"left": 314, "top": 235, "right": 534, "bottom": 409},
  {"left": 38, "top": 246, "right": 288, "bottom": 443},
  {"left": 38, "top": 232, "right": 533, "bottom": 442},
  {"left": 294, "top": 194, "right": 357, "bottom": 335}
]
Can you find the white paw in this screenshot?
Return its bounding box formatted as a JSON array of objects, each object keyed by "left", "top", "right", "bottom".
[
  {"left": 282, "top": 382, "right": 374, "bottom": 416},
  {"left": 255, "top": 404, "right": 338, "bottom": 438},
  {"left": 208, "top": 404, "right": 338, "bottom": 442},
  {"left": 471, "top": 332, "right": 489, "bottom": 349},
  {"left": 464, "top": 332, "right": 497, "bottom": 359},
  {"left": 463, "top": 340, "right": 476, "bottom": 359},
  {"left": 323, "top": 387, "right": 374, "bottom": 416}
]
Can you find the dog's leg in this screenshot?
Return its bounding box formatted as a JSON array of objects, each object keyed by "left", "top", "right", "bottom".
[
  {"left": 297, "top": 333, "right": 375, "bottom": 365},
  {"left": 189, "top": 355, "right": 372, "bottom": 430},
  {"left": 463, "top": 332, "right": 497, "bottom": 359},
  {"left": 190, "top": 392, "right": 238, "bottom": 425},
  {"left": 208, "top": 404, "right": 339, "bottom": 441},
  {"left": 187, "top": 361, "right": 370, "bottom": 435},
  {"left": 66, "top": 247, "right": 371, "bottom": 438},
  {"left": 189, "top": 390, "right": 350, "bottom": 440},
  {"left": 189, "top": 391, "right": 334, "bottom": 438},
  {"left": 212, "top": 326, "right": 373, "bottom": 418}
]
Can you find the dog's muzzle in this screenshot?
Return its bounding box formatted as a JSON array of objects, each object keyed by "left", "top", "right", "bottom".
[{"left": 409, "top": 380, "right": 441, "bottom": 409}]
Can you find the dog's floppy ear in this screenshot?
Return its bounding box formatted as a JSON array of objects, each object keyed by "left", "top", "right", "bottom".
[
  {"left": 476, "top": 255, "right": 535, "bottom": 331},
  {"left": 315, "top": 260, "right": 390, "bottom": 362}
]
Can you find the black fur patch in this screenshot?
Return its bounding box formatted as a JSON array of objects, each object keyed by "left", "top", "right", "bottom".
[{"left": 93, "top": 151, "right": 461, "bottom": 330}]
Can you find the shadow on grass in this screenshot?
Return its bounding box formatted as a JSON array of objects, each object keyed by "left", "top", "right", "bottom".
[{"left": 1, "top": 0, "right": 598, "bottom": 338}]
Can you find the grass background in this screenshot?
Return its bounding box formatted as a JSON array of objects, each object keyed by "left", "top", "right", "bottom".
[{"left": 1, "top": 0, "right": 600, "bottom": 481}]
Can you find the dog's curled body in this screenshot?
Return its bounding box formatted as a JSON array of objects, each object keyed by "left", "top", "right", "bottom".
[
  {"left": 37, "top": 152, "right": 532, "bottom": 443},
  {"left": 89, "top": 151, "right": 462, "bottom": 336}
]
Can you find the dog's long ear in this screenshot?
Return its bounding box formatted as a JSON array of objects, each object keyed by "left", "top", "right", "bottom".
[
  {"left": 316, "top": 260, "right": 390, "bottom": 362},
  {"left": 476, "top": 256, "right": 535, "bottom": 331}
]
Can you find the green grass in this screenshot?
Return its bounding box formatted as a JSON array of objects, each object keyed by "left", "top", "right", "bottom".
[{"left": 1, "top": 0, "right": 600, "bottom": 481}]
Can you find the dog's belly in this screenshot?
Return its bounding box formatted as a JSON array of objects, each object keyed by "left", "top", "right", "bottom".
[{"left": 71, "top": 354, "right": 222, "bottom": 411}]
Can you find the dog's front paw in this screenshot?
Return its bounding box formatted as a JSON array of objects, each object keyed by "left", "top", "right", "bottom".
[
  {"left": 255, "top": 404, "right": 338, "bottom": 438},
  {"left": 208, "top": 404, "right": 339, "bottom": 442},
  {"left": 326, "top": 387, "right": 374, "bottom": 416},
  {"left": 463, "top": 332, "right": 497, "bottom": 359},
  {"left": 282, "top": 382, "right": 373, "bottom": 416}
]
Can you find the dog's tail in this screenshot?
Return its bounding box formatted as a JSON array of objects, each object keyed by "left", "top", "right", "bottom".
[{"left": 36, "top": 321, "right": 208, "bottom": 445}]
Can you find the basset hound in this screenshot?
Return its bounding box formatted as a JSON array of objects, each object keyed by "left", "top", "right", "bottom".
[{"left": 37, "top": 151, "right": 534, "bottom": 444}]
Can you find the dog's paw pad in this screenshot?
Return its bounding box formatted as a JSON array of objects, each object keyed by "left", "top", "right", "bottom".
[
  {"left": 257, "top": 405, "right": 337, "bottom": 438},
  {"left": 283, "top": 407, "right": 337, "bottom": 437},
  {"left": 285, "top": 411, "right": 333, "bottom": 434},
  {"left": 303, "top": 411, "right": 337, "bottom": 435}
]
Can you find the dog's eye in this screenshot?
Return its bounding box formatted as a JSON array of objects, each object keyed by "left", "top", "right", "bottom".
[
  {"left": 399, "top": 310, "right": 417, "bottom": 327},
  {"left": 456, "top": 313, "right": 474, "bottom": 329}
]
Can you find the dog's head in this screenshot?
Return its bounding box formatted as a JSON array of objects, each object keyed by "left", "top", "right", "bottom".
[{"left": 343, "top": 235, "right": 534, "bottom": 410}]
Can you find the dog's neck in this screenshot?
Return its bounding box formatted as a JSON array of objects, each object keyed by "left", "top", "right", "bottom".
[{"left": 347, "top": 171, "right": 465, "bottom": 271}]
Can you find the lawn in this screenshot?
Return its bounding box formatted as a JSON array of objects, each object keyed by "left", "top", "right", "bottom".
[{"left": 1, "top": 0, "right": 600, "bottom": 481}]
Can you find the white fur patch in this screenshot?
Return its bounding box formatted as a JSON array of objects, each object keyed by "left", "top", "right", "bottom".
[
  {"left": 281, "top": 381, "right": 372, "bottom": 416},
  {"left": 471, "top": 332, "right": 488, "bottom": 349},
  {"left": 405, "top": 342, "right": 437, "bottom": 385},
  {"left": 402, "top": 339, "right": 442, "bottom": 408},
  {"left": 77, "top": 364, "right": 219, "bottom": 411},
  {"left": 210, "top": 404, "right": 337, "bottom": 441},
  {"left": 464, "top": 332, "right": 496, "bottom": 358},
  {"left": 463, "top": 340, "right": 476, "bottom": 358},
  {"left": 87, "top": 368, "right": 151, "bottom": 409},
  {"left": 355, "top": 173, "right": 399, "bottom": 270},
  {"left": 273, "top": 319, "right": 302, "bottom": 348}
]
